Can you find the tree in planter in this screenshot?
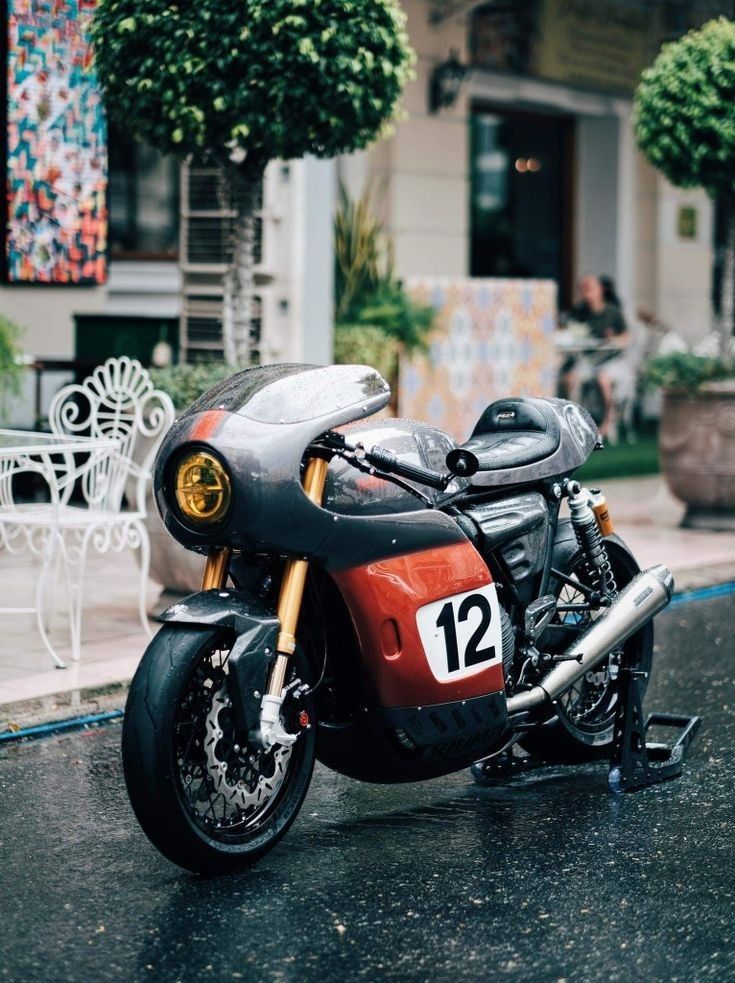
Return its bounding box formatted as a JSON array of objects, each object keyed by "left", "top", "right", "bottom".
[
  {"left": 92, "top": 0, "right": 413, "bottom": 364},
  {"left": 634, "top": 18, "right": 735, "bottom": 357}
]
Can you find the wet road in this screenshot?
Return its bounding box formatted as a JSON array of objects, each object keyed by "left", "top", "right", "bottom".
[{"left": 1, "top": 593, "right": 733, "bottom": 982}]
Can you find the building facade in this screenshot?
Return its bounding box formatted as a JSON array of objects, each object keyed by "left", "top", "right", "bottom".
[
  {"left": 344, "top": 0, "right": 729, "bottom": 342},
  {"left": 2, "top": 0, "right": 732, "bottom": 429}
]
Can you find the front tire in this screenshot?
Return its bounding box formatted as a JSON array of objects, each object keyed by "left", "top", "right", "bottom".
[{"left": 122, "top": 625, "right": 316, "bottom": 874}]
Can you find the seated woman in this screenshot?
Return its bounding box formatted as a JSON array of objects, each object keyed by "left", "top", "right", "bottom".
[{"left": 560, "top": 273, "right": 629, "bottom": 438}]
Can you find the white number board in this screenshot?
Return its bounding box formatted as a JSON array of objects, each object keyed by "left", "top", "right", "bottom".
[{"left": 416, "top": 583, "right": 503, "bottom": 683}]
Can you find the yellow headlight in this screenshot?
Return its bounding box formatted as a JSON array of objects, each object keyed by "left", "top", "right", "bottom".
[{"left": 174, "top": 450, "right": 231, "bottom": 526}]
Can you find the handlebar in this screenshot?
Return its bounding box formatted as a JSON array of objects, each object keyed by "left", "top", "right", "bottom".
[
  {"left": 311, "top": 431, "right": 478, "bottom": 496},
  {"left": 363, "top": 445, "right": 448, "bottom": 491}
]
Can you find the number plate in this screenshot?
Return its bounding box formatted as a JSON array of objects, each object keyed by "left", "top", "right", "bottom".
[{"left": 416, "top": 583, "right": 503, "bottom": 682}]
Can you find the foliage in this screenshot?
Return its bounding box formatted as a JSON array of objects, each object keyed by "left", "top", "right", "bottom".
[
  {"left": 333, "top": 184, "right": 434, "bottom": 377},
  {"left": 334, "top": 182, "right": 390, "bottom": 322},
  {"left": 149, "top": 361, "right": 239, "bottom": 410},
  {"left": 333, "top": 324, "right": 398, "bottom": 382},
  {"left": 0, "top": 315, "right": 24, "bottom": 419},
  {"left": 91, "top": 0, "right": 414, "bottom": 169},
  {"left": 634, "top": 18, "right": 735, "bottom": 199},
  {"left": 644, "top": 352, "right": 733, "bottom": 391},
  {"left": 344, "top": 282, "right": 435, "bottom": 354}
]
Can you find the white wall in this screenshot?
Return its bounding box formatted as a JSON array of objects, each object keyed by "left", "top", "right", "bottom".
[{"left": 345, "top": 0, "right": 471, "bottom": 279}]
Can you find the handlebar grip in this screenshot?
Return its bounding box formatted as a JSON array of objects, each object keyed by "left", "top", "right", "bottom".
[{"left": 366, "top": 446, "right": 447, "bottom": 491}]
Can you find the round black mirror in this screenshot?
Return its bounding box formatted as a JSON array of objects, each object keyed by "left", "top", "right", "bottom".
[{"left": 446, "top": 448, "right": 479, "bottom": 478}]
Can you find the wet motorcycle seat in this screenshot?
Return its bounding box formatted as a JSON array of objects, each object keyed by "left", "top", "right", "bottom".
[{"left": 462, "top": 397, "right": 561, "bottom": 471}]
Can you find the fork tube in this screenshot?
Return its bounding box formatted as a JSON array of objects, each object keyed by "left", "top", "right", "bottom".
[
  {"left": 266, "top": 456, "right": 329, "bottom": 697},
  {"left": 201, "top": 548, "right": 232, "bottom": 590}
]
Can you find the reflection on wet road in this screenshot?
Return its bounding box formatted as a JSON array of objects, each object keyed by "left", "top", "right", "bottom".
[{"left": 0, "top": 594, "right": 733, "bottom": 981}]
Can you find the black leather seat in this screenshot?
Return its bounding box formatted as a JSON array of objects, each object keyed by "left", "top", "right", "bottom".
[{"left": 462, "top": 397, "right": 561, "bottom": 471}]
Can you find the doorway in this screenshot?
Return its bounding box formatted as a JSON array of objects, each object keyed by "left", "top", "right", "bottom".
[{"left": 470, "top": 107, "right": 574, "bottom": 304}]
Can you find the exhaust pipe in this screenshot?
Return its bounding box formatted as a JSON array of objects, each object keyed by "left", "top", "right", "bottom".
[{"left": 506, "top": 564, "right": 674, "bottom": 717}]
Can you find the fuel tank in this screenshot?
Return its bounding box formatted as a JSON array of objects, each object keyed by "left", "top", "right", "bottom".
[{"left": 324, "top": 418, "right": 469, "bottom": 515}]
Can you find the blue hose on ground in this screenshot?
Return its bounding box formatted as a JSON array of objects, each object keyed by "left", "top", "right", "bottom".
[
  {"left": 668, "top": 581, "right": 735, "bottom": 608},
  {"left": 0, "top": 583, "right": 732, "bottom": 746},
  {"left": 0, "top": 709, "right": 124, "bottom": 744}
]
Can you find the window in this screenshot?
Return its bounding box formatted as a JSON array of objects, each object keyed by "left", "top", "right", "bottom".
[
  {"left": 107, "top": 124, "right": 179, "bottom": 260},
  {"left": 470, "top": 107, "right": 574, "bottom": 302}
]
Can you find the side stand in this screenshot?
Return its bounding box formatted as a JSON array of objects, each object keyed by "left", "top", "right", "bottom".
[{"left": 608, "top": 665, "right": 701, "bottom": 793}]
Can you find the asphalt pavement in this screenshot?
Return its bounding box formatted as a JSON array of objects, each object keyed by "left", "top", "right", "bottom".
[{"left": 0, "top": 592, "right": 733, "bottom": 983}]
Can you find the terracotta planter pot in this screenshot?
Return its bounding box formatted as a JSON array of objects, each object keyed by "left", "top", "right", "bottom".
[{"left": 659, "top": 380, "right": 735, "bottom": 530}]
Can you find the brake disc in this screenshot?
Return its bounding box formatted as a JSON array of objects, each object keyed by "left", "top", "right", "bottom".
[{"left": 204, "top": 684, "right": 291, "bottom": 814}]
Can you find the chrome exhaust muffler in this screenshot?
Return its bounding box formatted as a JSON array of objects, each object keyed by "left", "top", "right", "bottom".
[{"left": 506, "top": 564, "right": 674, "bottom": 716}]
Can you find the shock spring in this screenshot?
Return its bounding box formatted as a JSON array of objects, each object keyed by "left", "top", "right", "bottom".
[{"left": 567, "top": 481, "right": 618, "bottom": 598}]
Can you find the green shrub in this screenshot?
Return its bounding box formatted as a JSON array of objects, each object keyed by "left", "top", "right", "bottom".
[
  {"left": 92, "top": 0, "right": 413, "bottom": 166},
  {"left": 0, "top": 315, "right": 24, "bottom": 419},
  {"left": 333, "top": 324, "right": 398, "bottom": 383},
  {"left": 93, "top": 0, "right": 414, "bottom": 363},
  {"left": 644, "top": 352, "right": 732, "bottom": 391},
  {"left": 333, "top": 184, "right": 434, "bottom": 377},
  {"left": 149, "top": 362, "right": 240, "bottom": 411},
  {"left": 634, "top": 18, "right": 735, "bottom": 199}
]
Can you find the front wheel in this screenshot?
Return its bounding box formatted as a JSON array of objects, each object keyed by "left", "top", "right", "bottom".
[{"left": 122, "top": 625, "right": 316, "bottom": 874}]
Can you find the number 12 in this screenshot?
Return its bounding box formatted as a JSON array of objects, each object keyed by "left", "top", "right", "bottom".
[{"left": 435, "top": 593, "right": 496, "bottom": 674}]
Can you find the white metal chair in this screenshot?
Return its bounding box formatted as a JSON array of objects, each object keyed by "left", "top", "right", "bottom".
[{"left": 48, "top": 356, "right": 175, "bottom": 657}]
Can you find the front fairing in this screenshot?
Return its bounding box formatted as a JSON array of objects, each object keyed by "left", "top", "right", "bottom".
[{"left": 154, "top": 364, "right": 467, "bottom": 567}]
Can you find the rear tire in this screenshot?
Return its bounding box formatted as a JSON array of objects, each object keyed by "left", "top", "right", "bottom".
[
  {"left": 519, "top": 535, "right": 653, "bottom": 763},
  {"left": 122, "top": 624, "right": 316, "bottom": 874}
]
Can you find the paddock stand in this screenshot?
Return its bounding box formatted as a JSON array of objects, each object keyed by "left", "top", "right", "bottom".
[
  {"left": 471, "top": 666, "right": 701, "bottom": 791},
  {"left": 607, "top": 665, "right": 701, "bottom": 794}
]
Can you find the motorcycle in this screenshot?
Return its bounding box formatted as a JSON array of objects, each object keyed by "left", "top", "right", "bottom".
[{"left": 122, "top": 363, "right": 688, "bottom": 874}]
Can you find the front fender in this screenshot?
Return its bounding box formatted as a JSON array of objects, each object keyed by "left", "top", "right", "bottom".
[{"left": 160, "top": 588, "right": 278, "bottom": 731}]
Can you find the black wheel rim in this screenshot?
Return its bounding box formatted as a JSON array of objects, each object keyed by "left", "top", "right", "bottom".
[
  {"left": 173, "top": 635, "right": 304, "bottom": 842},
  {"left": 549, "top": 551, "right": 645, "bottom": 742}
]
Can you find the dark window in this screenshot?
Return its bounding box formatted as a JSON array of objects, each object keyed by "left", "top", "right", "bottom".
[
  {"left": 470, "top": 108, "right": 574, "bottom": 303},
  {"left": 107, "top": 124, "right": 179, "bottom": 260}
]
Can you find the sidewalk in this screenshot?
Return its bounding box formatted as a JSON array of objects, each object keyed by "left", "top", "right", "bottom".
[{"left": 1, "top": 474, "right": 734, "bottom": 728}]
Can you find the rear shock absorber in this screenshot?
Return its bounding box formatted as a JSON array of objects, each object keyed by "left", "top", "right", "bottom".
[{"left": 567, "top": 480, "right": 618, "bottom": 598}]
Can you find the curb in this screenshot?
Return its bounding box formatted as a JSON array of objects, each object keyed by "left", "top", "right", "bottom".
[{"left": 2, "top": 572, "right": 734, "bottom": 742}]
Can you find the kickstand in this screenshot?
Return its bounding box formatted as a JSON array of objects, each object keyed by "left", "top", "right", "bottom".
[{"left": 608, "top": 665, "right": 701, "bottom": 793}]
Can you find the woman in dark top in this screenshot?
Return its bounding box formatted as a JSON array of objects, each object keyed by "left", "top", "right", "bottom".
[{"left": 561, "top": 273, "right": 629, "bottom": 438}]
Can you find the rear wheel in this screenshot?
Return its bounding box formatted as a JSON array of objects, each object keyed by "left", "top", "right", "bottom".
[
  {"left": 519, "top": 536, "right": 652, "bottom": 762},
  {"left": 122, "top": 625, "right": 315, "bottom": 874}
]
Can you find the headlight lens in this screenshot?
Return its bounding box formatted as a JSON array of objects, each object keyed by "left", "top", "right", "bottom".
[{"left": 174, "top": 450, "right": 231, "bottom": 526}]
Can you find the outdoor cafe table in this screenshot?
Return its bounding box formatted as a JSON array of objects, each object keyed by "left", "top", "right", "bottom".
[{"left": 0, "top": 429, "right": 119, "bottom": 668}]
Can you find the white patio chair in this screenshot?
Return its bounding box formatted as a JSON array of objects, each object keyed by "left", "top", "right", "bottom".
[{"left": 48, "top": 356, "right": 175, "bottom": 656}]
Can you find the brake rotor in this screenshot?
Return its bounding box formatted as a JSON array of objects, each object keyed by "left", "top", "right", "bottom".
[{"left": 204, "top": 684, "right": 291, "bottom": 814}]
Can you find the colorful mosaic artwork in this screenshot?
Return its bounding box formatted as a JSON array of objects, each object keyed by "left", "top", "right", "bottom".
[
  {"left": 5, "top": 0, "right": 107, "bottom": 283},
  {"left": 399, "top": 278, "right": 558, "bottom": 442}
]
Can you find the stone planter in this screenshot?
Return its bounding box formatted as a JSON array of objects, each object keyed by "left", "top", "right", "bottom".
[
  {"left": 145, "top": 506, "right": 205, "bottom": 613},
  {"left": 659, "top": 380, "right": 735, "bottom": 530}
]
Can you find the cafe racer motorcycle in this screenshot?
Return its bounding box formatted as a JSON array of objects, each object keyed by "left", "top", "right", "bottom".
[{"left": 122, "top": 363, "right": 678, "bottom": 873}]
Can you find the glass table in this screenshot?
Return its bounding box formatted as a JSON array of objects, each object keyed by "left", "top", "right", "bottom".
[{"left": 0, "top": 430, "right": 120, "bottom": 667}]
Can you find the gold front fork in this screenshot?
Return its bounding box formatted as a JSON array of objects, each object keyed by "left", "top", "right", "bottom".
[
  {"left": 201, "top": 547, "right": 233, "bottom": 590},
  {"left": 266, "top": 455, "right": 329, "bottom": 698}
]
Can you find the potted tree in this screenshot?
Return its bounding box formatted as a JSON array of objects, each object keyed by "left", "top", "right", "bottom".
[
  {"left": 634, "top": 18, "right": 735, "bottom": 529},
  {"left": 92, "top": 0, "right": 414, "bottom": 365},
  {"left": 93, "top": 1, "right": 414, "bottom": 604}
]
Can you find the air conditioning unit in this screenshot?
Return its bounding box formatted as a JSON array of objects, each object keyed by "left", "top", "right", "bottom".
[{"left": 179, "top": 164, "right": 271, "bottom": 362}]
